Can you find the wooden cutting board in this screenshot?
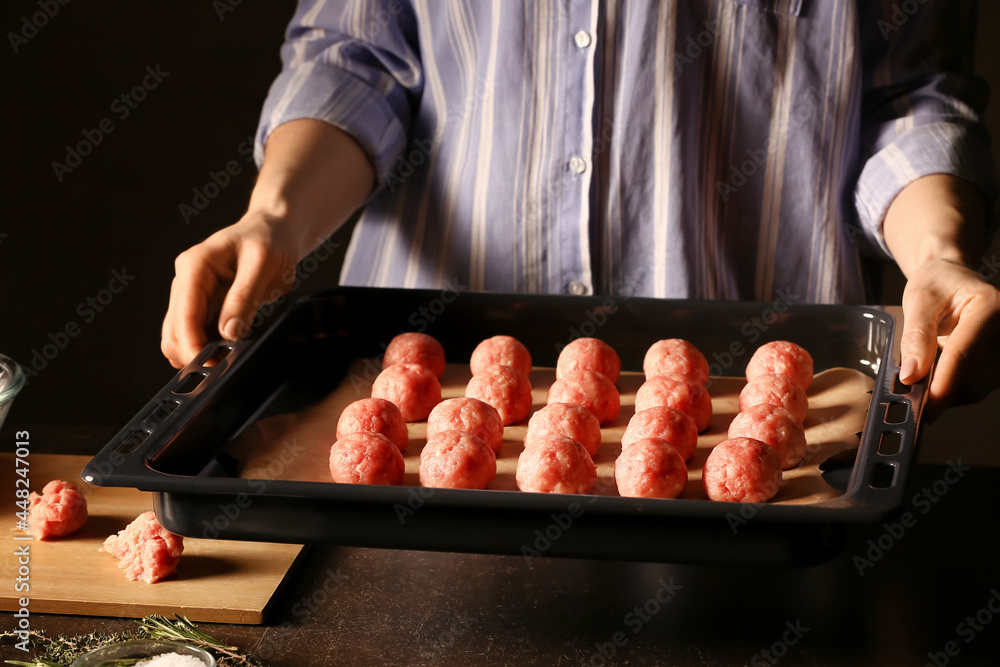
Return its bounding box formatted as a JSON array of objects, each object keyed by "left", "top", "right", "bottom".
[{"left": 0, "top": 454, "right": 303, "bottom": 624}]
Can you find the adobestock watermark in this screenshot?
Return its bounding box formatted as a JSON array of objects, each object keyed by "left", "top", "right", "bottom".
[
  {"left": 923, "top": 587, "right": 1000, "bottom": 667},
  {"left": 749, "top": 619, "right": 810, "bottom": 666},
  {"left": 976, "top": 254, "right": 1000, "bottom": 286},
  {"left": 382, "top": 80, "right": 496, "bottom": 193},
  {"left": 51, "top": 64, "right": 170, "bottom": 183},
  {"left": 21, "top": 267, "right": 135, "bottom": 384},
  {"left": 252, "top": 567, "right": 348, "bottom": 662},
  {"left": 348, "top": 278, "right": 467, "bottom": 395},
  {"left": 673, "top": 3, "right": 738, "bottom": 75},
  {"left": 853, "top": 459, "right": 970, "bottom": 576},
  {"left": 415, "top": 610, "right": 477, "bottom": 663},
  {"left": 553, "top": 257, "right": 663, "bottom": 356},
  {"left": 877, "top": 0, "right": 929, "bottom": 41},
  {"left": 178, "top": 133, "right": 255, "bottom": 224},
  {"left": 728, "top": 415, "right": 845, "bottom": 534},
  {"left": 578, "top": 577, "right": 683, "bottom": 666},
  {"left": 556, "top": 297, "right": 621, "bottom": 351},
  {"left": 393, "top": 485, "right": 435, "bottom": 524},
  {"left": 704, "top": 287, "right": 800, "bottom": 387},
  {"left": 341, "top": 0, "right": 406, "bottom": 58},
  {"left": 225, "top": 235, "right": 342, "bottom": 342},
  {"left": 716, "top": 87, "right": 828, "bottom": 202},
  {"left": 7, "top": 0, "right": 70, "bottom": 54},
  {"left": 201, "top": 437, "right": 307, "bottom": 538},
  {"left": 520, "top": 501, "right": 587, "bottom": 565},
  {"left": 11, "top": 430, "right": 33, "bottom": 654},
  {"left": 84, "top": 428, "right": 149, "bottom": 485},
  {"left": 286, "top": 567, "right": 347, "bottom": 622},
  {"left": 212, "top": 0, "right": 244, "bottom": 21},
  {"left": 519, "top": 118, "right": 621, "bottom": 232},
  {"left": 520, "top": 478, "right": 616, "bottom": 565},
  {"left": 720, "top": 464, "right": 783, "bottom": 535}
]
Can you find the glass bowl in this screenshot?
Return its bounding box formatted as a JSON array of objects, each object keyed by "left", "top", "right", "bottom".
[
  {"left": 70, "top": 640, "right": 216, "bottom": 666},
  {"left": 0, "top": 354, "right": 25, "bottom": 433}
]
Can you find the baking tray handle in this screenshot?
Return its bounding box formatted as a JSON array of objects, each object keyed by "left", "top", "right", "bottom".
[
  {"left": 846, "top": 356, "right": 929, "bottom": 516},
  {"left": 83, "top": 340, "right": 245, "bottom": 484}
]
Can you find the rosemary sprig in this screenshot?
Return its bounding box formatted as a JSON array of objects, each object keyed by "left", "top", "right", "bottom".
[
  {"left": 2, "top": 615, "right": 265, "bottom": 667},
  {"left": 9, "top": 658, "right": 161, "bottom": 667},
  {"left": 135, "top": 615, "right": 254, "bottom": 665}
]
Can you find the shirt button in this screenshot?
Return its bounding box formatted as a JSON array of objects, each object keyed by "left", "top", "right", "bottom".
[
  {"left": 574, "top": 31, "right": 592, "bottom": 48},
  {"left": 567, "top": 280, "right": 588, "bottom": 295},
  {"left": 569, "top": 156, "right": 587, "bottom": 174}
]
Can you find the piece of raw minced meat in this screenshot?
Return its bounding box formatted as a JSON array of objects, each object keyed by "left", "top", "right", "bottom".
[
  {"left": 28, "top": 480, "right": 88, "bottom": 540},
  {"left": 101, "top": 511, "right": 184, "bottom": 583}
]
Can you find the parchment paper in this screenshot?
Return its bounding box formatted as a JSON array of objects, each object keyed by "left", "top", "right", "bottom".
[{"left": 227, "top": 361, "right": 875, "bottom": 505}]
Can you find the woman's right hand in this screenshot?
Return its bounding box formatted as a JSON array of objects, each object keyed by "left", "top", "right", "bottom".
[
  {"left": 159, "top": 120, "right": 376, "bottom": 369},
  {"left": 160, "top": 213, "right": 301, "bottom": 369}
]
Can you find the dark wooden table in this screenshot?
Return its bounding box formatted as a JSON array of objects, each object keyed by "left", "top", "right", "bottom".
[{"left": 7, "top": 425, "right": 1000, "bottom": 667}]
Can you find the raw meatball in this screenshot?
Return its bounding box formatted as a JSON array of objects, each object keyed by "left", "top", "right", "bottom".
[
  {"left": 703, "top": 437, "right": 783, "bottom": 502},
  {"left": 427, "top": 397, "right": 505, "bottom": 453},
  {"left": 634, "top": 375, "right": 713, "bottom": 432},
  {"left": 621, "top": 407, "right": 699, "bottom": 462},
  {"left": 728, "top": 404, "right": 808, "bottom": 469},
  {"left": 28, "top": 480, "right": 88, "bottom": 540},
  {"left": 371, "top": 364, "right": 442, "bottom": 422},
  {"left": 615, "top": 438, "right": 688, "bottom": 499},
  {"left": 739, "top": 374, "right": 809, "bottom": 423},
  {"left": 465, "top": 366, "right": 533, "bottom": 425},
  {"left": 382, "top": 332, "right": 446, "bottom": 378},
  {"left": 556, "top": 337, "right": 622, "bottom": 383},
  {"left": 101, "top": 511, "right": 184, "bottom": 584},
  {"left": 516, "top": 435, "right": 597, "bottom": 494},
  {"left": 643, "top": 339, "right": 710, "bottom": 386},
  {"left": 337, "top": 398, "right": 409, "bottom": 451},
  {"left": 745, "top": 340, "right": 814, "bottom": 391},
  {"left": 546, "top": 369, "right": 621, "bottom": 425},
  {"left": 419, "top": 430, "right": 497, "bottom": 489},
  {"left": 524, "top": 402, "right": 602, "bottom": 457},
  {"left": 470, "top": 335, "right": 532, "bottom": 377},
  {"left": 329, "top": 432, "right": 405, "bottom": 485}
]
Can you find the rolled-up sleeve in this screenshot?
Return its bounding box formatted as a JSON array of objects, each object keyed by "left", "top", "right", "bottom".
[
  {"left": 255, "top": 0, "right": 423, "bottom": 188},
  {"left": 854, "top": 0, "right": 998, "bottom": 258}
]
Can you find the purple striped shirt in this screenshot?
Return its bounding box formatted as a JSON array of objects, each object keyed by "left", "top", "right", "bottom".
[{"left": 256, "top": 0, "right": 996, "bottom": 304}]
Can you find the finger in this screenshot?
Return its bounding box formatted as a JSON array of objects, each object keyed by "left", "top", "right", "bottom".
[
  {"left": 160, "top": 327, "right": 184, "bottom": 370},
  {"left": 217, "top": 240, "right": 283, "bottom": 341},
  {"left": 927, "top": 299, "right": 1000, "bottom": 416},
  {"left": 161, "top": 299, "right": 183, "bottom": 369},
  {"left": 899, "top": 288, "right": 943, "bottom": 386},
  {"left": 165, "top": 251, "right": 221, "bottom": 366}
]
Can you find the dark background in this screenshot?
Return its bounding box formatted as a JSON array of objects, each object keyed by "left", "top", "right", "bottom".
[
  {"left": 1, "top": 0, "right": 998, "bottom": 461},
  {"left": 1, "top": 0, "right": 340, "bottom": 438}
]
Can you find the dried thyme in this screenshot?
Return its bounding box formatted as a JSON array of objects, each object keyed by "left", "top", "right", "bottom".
[{"left": 1, "top": 616, "right": 266, "bottom": 667}]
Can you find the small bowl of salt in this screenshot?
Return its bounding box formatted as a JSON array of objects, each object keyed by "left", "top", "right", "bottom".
[{"left": 71, "top": 640, "right": 215, "bottom": 667}]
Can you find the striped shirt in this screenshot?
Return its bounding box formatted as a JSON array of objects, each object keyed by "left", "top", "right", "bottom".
[{"left": 255, "top": 0, "right": 996, "bottom": 303}]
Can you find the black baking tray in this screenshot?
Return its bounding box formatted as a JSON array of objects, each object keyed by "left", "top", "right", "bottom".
[{"left": 83, "top": 287, "right": 926, "bottom": 565}]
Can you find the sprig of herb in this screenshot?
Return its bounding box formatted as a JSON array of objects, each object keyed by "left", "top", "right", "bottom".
[
  {"left": 2, "top": 616, "right": 265, "bottom": 667},
  {"left": 135, "top": 615, "right": 258, "bottom": 665}
]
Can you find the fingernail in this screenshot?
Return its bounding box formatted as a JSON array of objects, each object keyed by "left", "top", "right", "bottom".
[
  {"left": 899, "top": 357, "right": 917, "bottom": 384},
  {"left": 222, "top": 318, "right": 241, "bottom": 341}
]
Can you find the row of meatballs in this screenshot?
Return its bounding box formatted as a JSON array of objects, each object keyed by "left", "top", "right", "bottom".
[{"left": 331, "top": 332, "right": 814, "bottom": 503}]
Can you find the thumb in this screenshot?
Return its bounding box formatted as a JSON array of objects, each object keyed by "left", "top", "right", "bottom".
[
  {"left": 217, "top": 241, "right": 287, "bottom": 341},
  {"left": 899, "top": 286, "right": 942, "bottom": 386}
]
